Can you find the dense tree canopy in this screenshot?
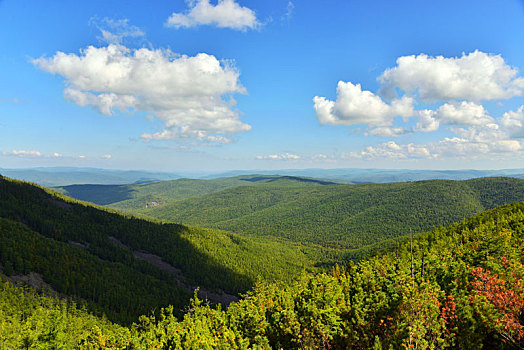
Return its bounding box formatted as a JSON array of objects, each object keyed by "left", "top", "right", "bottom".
[{"left": 1, "top": 196, "right": 524, "bottom": 348}]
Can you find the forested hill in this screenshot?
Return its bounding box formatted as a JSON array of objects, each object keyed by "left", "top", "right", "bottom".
[
  {"left": 0, "top": 176, "right": 341, "bottom": 324},
  {"left": 2, "top": 196, "right": 524, "bottom": 348},
  {"left": 54, "top": 174, "right": 343, "bottom": 208},
  {"left": 128, "top": 177, "right": 524, "bottom": 249}
]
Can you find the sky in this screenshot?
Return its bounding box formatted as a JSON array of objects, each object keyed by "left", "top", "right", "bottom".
[{"left": 1, "top": 0, "right": 524, "bottom": 171}]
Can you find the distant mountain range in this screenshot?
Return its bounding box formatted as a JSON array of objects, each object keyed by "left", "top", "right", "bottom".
[
  {"left": 0, "top": 167, "right": 181, "bottom": 186},
  {"left": 205, "top": 168, "right": 524, "bottom": 183},
  {"left": 3, "top": 166, "right": 524, "bottom": 187}
]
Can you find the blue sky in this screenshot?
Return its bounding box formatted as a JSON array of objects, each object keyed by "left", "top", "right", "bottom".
[{"left": 1, "top": 0, "right": 524, "bottom": 171}]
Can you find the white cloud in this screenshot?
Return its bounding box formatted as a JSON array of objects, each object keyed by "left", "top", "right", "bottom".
[
  {"left": 2, "top": 150, "right": 43, "bottom": 157},
  {"left": 90, "top": 17, "right": 145, "bottom": 45},
  {"left": 433, "top": 136, "right": 521, "bottom": 156},
  {"left": 414, "top": 110, "right": 439, "bottom": 133},
  {"left": 33, "top": 44, "right": 251, "bottom": 143},
  {"left": 312, "top": 153, "right": 328, "bottom": 160},
  {"left": 206, "top": 135, "right": 233, "bottom": 144},
  {"left": 379, "top": 50, "right": 524, "bottom": 101},
  {"left": 348, "top": 141, "right": 433, "bottom": 160},
  {"left": 435, "top": 101, "right": 494, "bottom": 126},
  {"left": 255, "top": 153, "right": 300, "bottom": 160},
  {"left": 52, "top": 152, "right": 63, "bottom": 158},
  {"left": 366, "top": 126, "right": 408, "bottom": 137},
  {"left": 347, "top": 123, "right": 522, "bottom": 161},
  {"left": 500, "top": 106, "right": 524, "bottom": 138},
  {"left": 166, "top": 0, "right": 260, "bottom": 31},
  {"left": 313, "top": 81, "right": 415, "bottom": 127},
  {"left": 101, "top": 154, "right": 112, "bottom": 159},
  {"left": 312, "top": 51, "right": 524, "bottom": 162},
  {"left": 281, "top": 1, "right": 294, "bottom": 22},
  {"left": 64, "top": 88, "right": 137, "bottom": 116}
]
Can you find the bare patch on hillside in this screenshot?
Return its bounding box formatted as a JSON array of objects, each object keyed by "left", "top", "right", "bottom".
[
  {"left": 48, "top": 197, "right": 72, "bottom": 209},
  {"left": 109, "top": 236, "right": 239, "bottom": 305},
  {"left": 69, "top": 241, "right": 88, "bottom": 250},
  {"left": 7, "top": 272, "right": 55, "bottom": 293}
]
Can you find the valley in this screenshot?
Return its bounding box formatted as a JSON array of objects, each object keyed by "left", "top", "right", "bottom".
[
  {"left": 59, "top": 176, "right": 524, "bottom": 250},
  {"left": 1, "top": 173, "right": 523, "bottom": 348}
]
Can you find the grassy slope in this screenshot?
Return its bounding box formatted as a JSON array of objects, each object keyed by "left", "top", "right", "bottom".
[{"left": 134, "top": 177, "right": 524, "bottom": 249}]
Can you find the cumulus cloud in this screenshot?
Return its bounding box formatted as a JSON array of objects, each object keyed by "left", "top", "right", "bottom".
[
  {"left": 347, "top": 124, "right": 522, "bottom": 161},
  {"left": 433, "top": 135, "right": 521, "bottom": 157},
  {"left": 347, "top": 141, "right": 433, "bottom": 160},
  {"left": 33, "top": 44, "right": 251, "bottom": 143},
  {"left": 255, "top": 153, "right": 300, "bottom": 160},
  {"left": 166, "top": 0, "right": 260, "bottom": 31},
  {"left": 413, "top": 100, "right": 498, "bottom": 134},
  {"left": 500, "top": 106, "right": 524, "bottom": 138},
  {"left": 379, "top": 50, "right": 524, "bottom": 101},
  {"left": 414, "top": 110, "right": 439, "bottom": 133},
  {"left": 313, "top": 51, "right": 524, "bottom": 161},
  {"left": 435, "top": 101, "right": 494, "bottom": 126},
  {"left": 313, "top": 81, "right": 415, "bottom": 127},
  {"left": 366, "top": 127, "right": 408, "bottom": 137}
]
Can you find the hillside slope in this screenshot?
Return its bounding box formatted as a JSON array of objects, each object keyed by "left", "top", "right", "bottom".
[
  {"left": 0, "top": 176, "right": 337, "bottom": 323},
  {"left": 55, "top": 175, "right": 342, "bottom": 208},
  {"left": 135, "top": 177, "right": 524, "bottom": 249},
  {"left": 3, "top": 198, "right": 524, "bottom": 348}
]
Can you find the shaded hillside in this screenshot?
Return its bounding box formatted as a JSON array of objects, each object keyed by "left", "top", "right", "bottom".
[
  {"left": 0, "top": 176, "right": 337, "bottom": 323},
  {"left": 136, "top": 177, "right": 524, "bottom": 249},
  {"left": 3, "top": 199, "right": 524, "bottom": 348},
  {"left": 55, "top": 174, "right": 342, "bottom": 208}
]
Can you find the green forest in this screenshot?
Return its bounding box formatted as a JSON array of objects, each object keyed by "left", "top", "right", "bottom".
[
  {"left": 0, "top": 176, "right": 348, "bottom": 324},
  {"left": 55, "top": 175, "right": 343, "bottom": 208},
  {"left": 124, "top": 177, "right": 524, "bottom": 249},
  {"left": 1, "top": 178, "right": 523, "bottom": 348}
]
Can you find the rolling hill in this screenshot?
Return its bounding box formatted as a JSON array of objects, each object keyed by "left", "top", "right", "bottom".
[
  {"left": 0, "top": 175, "right": 340, "bottom": 323},
  {"left": 126, "top": 177, "right": 524, "bottom": 249},
  {"left": 55, "top": 174, "right": 342, "bottom": 208},
  {"left": 2, "top": 193, "right": 524, "bottom": 348}
]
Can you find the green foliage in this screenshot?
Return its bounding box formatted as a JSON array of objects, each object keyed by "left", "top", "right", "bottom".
[
  {"left": 0, "top": 176, "right": 338, "bottom": 323},
  {"left": 0, "top": 278, "right": 130, "bottom": 349},
  {"left": 123, "top": 200, "right": 524, "bottom": 349},
  {"left": 2, "top": 196, "right": 524, "bottom": 348},
  {"left": 0, "top": 217, "right": 189, "bottom": 324}
]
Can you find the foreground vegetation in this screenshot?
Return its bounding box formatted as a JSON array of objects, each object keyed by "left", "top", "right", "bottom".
[{"left": 2, "top": 199, "right": 524, "bottom": 348}]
